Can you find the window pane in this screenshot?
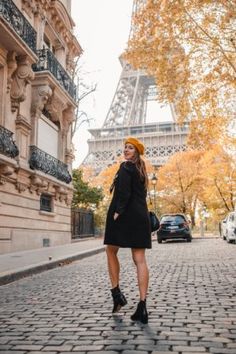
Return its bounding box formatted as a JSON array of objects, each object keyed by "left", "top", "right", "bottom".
[{"left": 40, "top": 194, "right": 52, "bottom": 212}]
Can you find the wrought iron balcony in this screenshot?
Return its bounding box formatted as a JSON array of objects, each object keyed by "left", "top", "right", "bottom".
[
  {"left": 32, "top": 49, "right": 77, "bottom": 100},
  {"left": 29, "top": 145, "right": 72, "bottom": 184},
  {"left": 0, "top": 125, "right": 19, "bottom": 158},
  {"left": 0, "top": 0, "right": 36, "bottom": 53}
]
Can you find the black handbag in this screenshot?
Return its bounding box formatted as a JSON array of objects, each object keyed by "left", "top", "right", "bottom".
[{"left": 149, "top": 211, "right": 160, "bottom": 232}]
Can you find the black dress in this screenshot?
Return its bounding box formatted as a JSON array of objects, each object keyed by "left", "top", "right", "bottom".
[{"left": 104, "top": 161, "right": 152, "bottom": 249}]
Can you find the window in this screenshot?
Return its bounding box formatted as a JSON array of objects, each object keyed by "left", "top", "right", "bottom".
[
  {"left": 40, "top": 194, "right": 52, "bottom": 212},
  {"left": 38, "top": 115, "right": 59, "bottom": 158},
  {"left": 161, "top": 215, "right": 186, "bottom": 224}
]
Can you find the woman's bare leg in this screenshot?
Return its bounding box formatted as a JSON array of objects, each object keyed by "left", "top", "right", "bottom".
[
  {"left": 131, "top": 248, "right": 149, "bottom": 300},
  {"left": 106, "top": 245, "right": 120, "bottom": 288},
  {"left": 106, "top": 245, "right": 127, "bottom": 312},
  {"left": 130, "top": 248, "right": 149, "bottom": 323}
]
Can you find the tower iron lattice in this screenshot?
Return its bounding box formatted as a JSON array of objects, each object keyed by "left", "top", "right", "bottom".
[{"left": 81, "top": 0, "right": 188, "bottom": 175}]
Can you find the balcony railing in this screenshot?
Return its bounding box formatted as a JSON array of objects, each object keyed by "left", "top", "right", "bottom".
[
  {"left": 29, "top": 145, "right": 72, "bottom": 184},
  {"left": 32, "top": 49, "right": 77, "bottom": 100},
  {"left": 0, "top": 0, "right": 37, "bottom": 53},
  {"left": 0, "top": 125, "right": 19, "bottom": 158}
]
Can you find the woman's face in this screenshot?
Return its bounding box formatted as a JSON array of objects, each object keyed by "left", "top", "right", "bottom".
[{"left": 124, "top": 143, "right": 137, "bottom": 161}]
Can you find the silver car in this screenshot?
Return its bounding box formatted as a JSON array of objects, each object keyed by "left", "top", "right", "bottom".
[
  {"left": 220, "top": 217, "right": 227, "bottom": 240},
  {"left": 222, "top": 211, "right": 236, "bottom": 243}
]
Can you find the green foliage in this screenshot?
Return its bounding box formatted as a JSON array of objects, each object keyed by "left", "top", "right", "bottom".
[
  {"left": 94, "top": 202, "right": 109, "bottom": 233},
  {"left": 72, "top": 169, "right": 103, "bottom": 208}
]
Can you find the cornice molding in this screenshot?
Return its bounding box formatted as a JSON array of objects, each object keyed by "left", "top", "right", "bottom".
[{"left": 16, "top": 115, "right": 32, "bottom": 132}]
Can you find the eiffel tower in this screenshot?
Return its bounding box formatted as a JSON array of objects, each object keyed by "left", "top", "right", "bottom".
[{"left": 82, "top": 0, "right": 188, "bottom": 174}]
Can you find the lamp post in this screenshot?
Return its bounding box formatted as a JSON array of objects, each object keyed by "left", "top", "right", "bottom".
[{"left": 151, "top": 173, "right": 157, "bottom": 214}]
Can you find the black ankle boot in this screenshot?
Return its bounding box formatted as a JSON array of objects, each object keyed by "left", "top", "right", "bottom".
[
  {"left": 111, "top": 286, "right": 127, "bottom": 313},
  {"left": 131, "top": 300, "right": 148, "bottom": 324}
]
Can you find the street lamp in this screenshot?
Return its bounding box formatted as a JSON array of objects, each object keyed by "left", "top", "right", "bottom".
[{"left": 151, "top": 173, "right": 157, "bottom": 214}]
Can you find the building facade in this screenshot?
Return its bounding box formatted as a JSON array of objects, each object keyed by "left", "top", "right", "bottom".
[{"left": 0, "top": 0, "right": 82, "bottom": 253}]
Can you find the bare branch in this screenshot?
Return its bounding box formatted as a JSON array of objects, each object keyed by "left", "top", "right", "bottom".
[
  {"left": 71, "top": 61, "right": 98, "bottom": 138},
  {"left": 78, "top": 84, "right": 97, "bottom": 102}
]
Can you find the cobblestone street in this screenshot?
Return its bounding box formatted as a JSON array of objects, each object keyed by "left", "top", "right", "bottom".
[{"left": 0, "top": 238, "right": 236, "bottom": 354}]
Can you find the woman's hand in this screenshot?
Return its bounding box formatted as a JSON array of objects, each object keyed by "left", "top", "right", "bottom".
[{"left": 113, "top": 212, "right": 119, "bottom": 220}]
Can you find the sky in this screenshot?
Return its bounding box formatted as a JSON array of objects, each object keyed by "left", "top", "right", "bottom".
[
  {"left": 71, "top": 0, "right": 133, "bottom": 167},
  {"left": 71, "top": 0, "right": 173, "bottom": 167}
]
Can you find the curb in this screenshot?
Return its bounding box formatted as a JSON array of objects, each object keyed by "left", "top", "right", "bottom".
[
  {"left": 0, "top": 246, "right": 105, "bottom": 286},
  {"left": 192, "top": 236, "right": 219, "bottom": 239}
]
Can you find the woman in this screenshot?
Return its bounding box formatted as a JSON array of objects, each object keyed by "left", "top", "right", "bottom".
[{"left": 104, "top": 137, "right": 151, "bottom": 324}]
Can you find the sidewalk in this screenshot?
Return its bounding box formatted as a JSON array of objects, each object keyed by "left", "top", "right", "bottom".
[{"left": 0, "top": 236, "right": 105, "bottom": 286}]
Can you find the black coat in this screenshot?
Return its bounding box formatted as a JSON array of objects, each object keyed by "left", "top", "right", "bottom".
[{"left": 104, "top": 161, "right": 152, "bottom": 249}]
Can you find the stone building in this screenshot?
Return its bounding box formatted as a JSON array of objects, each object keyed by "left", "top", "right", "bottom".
[{"left": 0, "top": 0, "right": 82, "bottom": 253}]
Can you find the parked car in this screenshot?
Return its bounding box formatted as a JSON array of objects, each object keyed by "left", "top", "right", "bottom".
[
  {"left": 157, "top": 213, "right": 192, "bottom": 243},
  {"left": 222, "top": 211, "right": 236, "bottom": 243},
  {"left": 219, "top": 217, "right": 227, "bottom": 239}
]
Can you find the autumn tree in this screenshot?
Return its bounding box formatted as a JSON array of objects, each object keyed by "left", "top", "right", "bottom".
[
  {"left": 157, "top": 151, "right": 204, "bottom": 225},
  {"left": 124, "top": 0, "right": 236, "bottom": 149},
  {"left": 72, "top": 169, "right": 103, "bottom": 209},
  {"left": 92, "top": 160, "right": 122, "bottom": 197},
  {"left": 199, "top": 145, "right": 236, "bottom": 219}
]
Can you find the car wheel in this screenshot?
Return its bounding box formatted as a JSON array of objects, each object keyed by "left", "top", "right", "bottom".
[
  {"left": 157, "top": 237, "right": 162, "bottom": 244},
  {"left": 186, "top": 237, "right": 192, "bottom": 242},
  {"left": 226, "top": 232, "right": 231, "bottom": 243}
]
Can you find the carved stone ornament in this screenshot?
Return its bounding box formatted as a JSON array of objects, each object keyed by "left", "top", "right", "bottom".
[
  {"left": 15, "top": 182, "right": 28, "bottom": 193},
  {"left": 37, "top": 0, "right": 50, "bottom": 12},
  {"left": 31, "top": 85, "right": 52, "bottom": 117},
  {"left": 66, "top": 193, "right": 73, "bottom": 206},
  {"left": 7, "top": 51, "right": 17, "bottom": 93},
  {"left": 22, "top": 0, "right": 38, "bottom": 17},
  {"left": 29, "top": 184, "right": 38, "bottom": 194},
  {"left": 45, "top": 96, "right": 65, "bottom": 124},
  {"left": 54, "top": 185, "right": 68, "bottom": 202},
  {"left": 10, "top": 55, "right": 35, "bottom": 112},
  {"left": 35, "top": 187, "right": 47, "bottom": 196},
  {"left": 30, "top": 175, "right": 44, "bottom": 187},
  {"left": 66, "top": 54, "right": 75, "bottom": 76},
  {"left": 62, "top": 105, "right": 75, "bottom": 136},
  {"left": 0, "top": 164, "right": 15, "bottom": 176},
  {"left": 0, "top": 177, "right": 7, "bottom": 185},
  {"left": 29, "top": 175, "right": 48, "bottom": 194}
]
